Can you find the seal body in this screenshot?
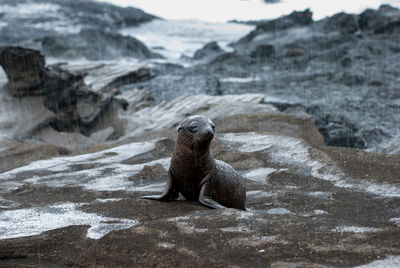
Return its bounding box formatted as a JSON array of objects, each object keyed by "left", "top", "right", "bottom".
[{"left": 142, "top": 115, "right": 246, "bottom": 210}]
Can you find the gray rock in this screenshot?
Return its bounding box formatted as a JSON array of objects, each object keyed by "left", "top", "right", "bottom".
[
  {"left": 369, "top": 135, "right": 400, "bottom": 155},
  {"left": 41, "top": 29, "right": 162, "bottom": 60},
  {"left": 0, "top": 93, "right": 398, "bottom": 267},
  {"left": 0, "top": 47, "right": 46, "bottom": 97},
  {"left": 35, "top": 127, "right": 97, "bottom": 152},
  {"left": 90, "top": 127, "right": 115, "bottom": 143},
  {"left": 193, "top": 41, "right": 224, "bottom": 60}
]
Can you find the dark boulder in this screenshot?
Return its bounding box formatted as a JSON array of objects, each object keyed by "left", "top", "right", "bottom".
[
  {"left": 250, "top": 44, "right": 275, "bottom": 58},
  {"left": 0, "top": 46, "right": 126, "bottom": 139},
  {"left": 324, "top": 12, "right": 359, "bottom": 34},
  {"left": 0, "top": 47, "right": 46, "bottom": 96},
  {"left": 193, "top": 41, "right": 224, "bottom": 60},
  {"left": 359, "top": 9, "right": 392, "bottom": 31},
  {"left": 100, "top": 67, "right": 154, "bottom": 92},
  {"left": 258, "top": 8, "right": 313, "bottom": 31},
  {"left": 42, "top": 29, "right": 162, "bottom": 60},
  {"left": 374, "top": 21, "right": 400, "bottom": 34},
  {"left": 237, "top": 9, "right": 313, "bottom": 43}
]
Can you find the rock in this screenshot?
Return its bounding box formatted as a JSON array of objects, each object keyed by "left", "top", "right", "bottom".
[
  {"left": 324, "top": 12, "right": 359, "bottom": 34},
  {"left": 369, "top": 135, "right": 400, "bottom": 155},
  {"left": 35, "top": 127, "right": 98, "bottom": 152},
  {"left": 0, "top": 93, "right": 55, "bottom": 140},
  {"left": 0, "top": 140, "right": 62, "bottom": 173},
  {"left": 0, "top": 46, "right": 129, "bottom": 148},
  {"left": 115, "top": 89, "right": 151, "bottom": 112},
  {"left": 0, "top": 93, "right": 399, "bottom": 267},
  {"left": 250, "top": 44, "right": 275, "bottom": 58},
  {"left": 121, "top": 94, "right": 278, "bottom": 138},
  {"left": 0, "top": 46, "right": 46, "bottom": 96},
  {"left": 100, "top": 67, "right": 154, "bottom": 92},
  {"left": 193, "top": 41, "right": 224, "bottom": 60},
  {"left": 359, "top": 9, "right": 393, "bottom": 31},
  {"left": 90, "top": 127, "right": 115, "bottom": 143},
  {"left": 258, "top": 8, "right": 313, "bottom": 31},
  {"left": 284, "top": 48, "right": 307, "bottom": 57},
  {"left": 42, "top": 29, "right": 162, "bottom": 60},
  {"left": 50, "top": 0, "right": 157, "bottom": 27},
  {"left": 0, "top": 0, "right": 157, "bottom": 50},
  {"left": 374, "top": 21, "right": 400, "bottom": 34},
  {"left": 237, "top": 9, "right": 313, "bottom": 43}
]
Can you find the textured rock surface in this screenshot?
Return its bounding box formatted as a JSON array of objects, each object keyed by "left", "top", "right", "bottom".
[
  {"left": 0, "top": 0, "right": 157, "bottom": 60},
  {"left": 0, "top": 94, "right": 399, "bottom": 267},
  {"left": 134, "top": 5, "right": 400, "bottom": 150}
]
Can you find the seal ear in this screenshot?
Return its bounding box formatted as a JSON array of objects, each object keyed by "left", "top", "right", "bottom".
[
  {"left": 177, "top": 123, "right": 184, "bottom": 132},
  {"left": 177, "top": 118, "right": 188, "bottom": 132}
]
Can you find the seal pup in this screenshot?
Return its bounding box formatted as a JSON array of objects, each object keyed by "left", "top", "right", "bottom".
[{"left": 142, "top": 115, "right": 246, "bottom": 210}]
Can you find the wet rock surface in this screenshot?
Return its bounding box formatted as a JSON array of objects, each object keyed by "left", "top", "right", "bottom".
[
  {"left": 193, "top": 41, "right": 224, "bottom": 60},
  {"left": 0, "top": 0, "right": 157, "bottom": 60},
  {"left": 0, "top": 46, "right": 131, "bottom": 151},
  {"left": 0, "top": 2, "right": 400, "bottom": 267},
  {"left": 0, "top": 95, "right": 399, "bottom": 267},
  {"left": 42, "top": 29, "right": 162, "bottom": 60},
  {"left": 133, "top": 5, "right": 400, "bottom": 150}
]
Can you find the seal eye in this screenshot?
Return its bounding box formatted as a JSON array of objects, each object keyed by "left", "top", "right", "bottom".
[
  {"left": 210, "top": 124, "right": 215, "bottom": 131},
  {"left": 187, "top": 122, "right": 198, "bottom": 133}
]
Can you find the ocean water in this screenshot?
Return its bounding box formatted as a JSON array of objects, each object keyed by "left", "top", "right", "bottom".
[{"left": 120, "top": 19, "right": 253, "bottom": 61}]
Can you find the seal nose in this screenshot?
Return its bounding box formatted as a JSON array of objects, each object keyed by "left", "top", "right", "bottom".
[{"left": 201, "top": 127, "right": 214, "bottom": 138}]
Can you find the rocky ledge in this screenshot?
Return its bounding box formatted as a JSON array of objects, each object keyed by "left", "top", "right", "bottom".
[{"left": 0, "top": 90, "right": 399, "bottom": 267}]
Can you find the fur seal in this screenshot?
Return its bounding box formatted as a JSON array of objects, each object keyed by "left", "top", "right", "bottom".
[{"left": 142, "top": 115, "right": 246, "bottom": 210}]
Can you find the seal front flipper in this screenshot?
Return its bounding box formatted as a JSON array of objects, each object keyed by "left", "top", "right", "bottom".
[
  {"left": 141, "top": 173, "right": 179, "bottom": 201},
  {"left": 199, "top": 179, "right": 226, "bottom": 209}
]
